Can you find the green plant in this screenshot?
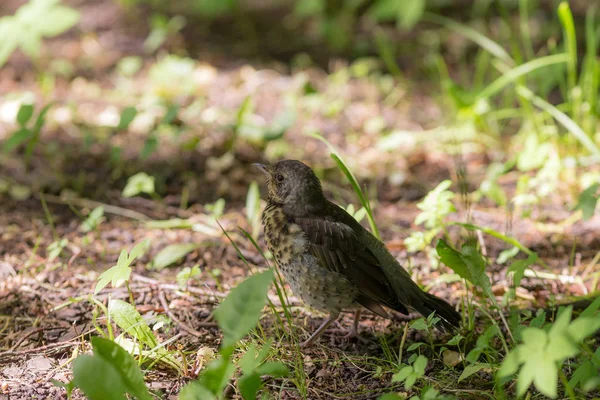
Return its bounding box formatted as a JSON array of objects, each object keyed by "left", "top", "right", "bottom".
[
  {"left": 498, "top": 304, "right": 600, "bottom": 398},
  {"left": 178, "top": 270, "right": 289, "bottom": 399},
  {"left": 122, "top": 172, "right": 158, "bottom": 199},
  {"left": 80, "top": 206, "right": 105, "bottom": 233},
  {"left": 0, "top": 0, "right": 79, "bottom": 67},
  {"left": 95, "top": 240, "right": 149, "bottom": 294},
  {"left": 3, "top": 103, "right": 52, "bottom": 166},
  {"left": 67, "top": 337, "right": 153, "bottom": 400},
  {"left": 392, "top": 354, "right": 428, "bottom": 390},
  {"left": 151, "top": 243, "right": 199, "bottom": 270}
]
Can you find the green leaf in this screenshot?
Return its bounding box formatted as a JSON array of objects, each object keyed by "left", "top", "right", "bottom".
[
  {"left": 580, "top": 295, "right": 600, "bottom": 318},
  {"left": 3, "top": 128, "right": 33, "bottom": 153},
  {"left": 391, "top": 366, "right": 412, "bottom": 383},
  {"left": 413, "top": 355, "right": 428, "bottom": 375},
  {"left": 122, "top": 172, "right": 155, "bottom": 198},
  {"left": 458, "top": 363, "right": 489, "bottom": 383},
  {"left": 213, "top": 270, "right": 274, "bottom": 347},
  {"left": 377, "top": 395, "right": 403, "bottom": 400},
  {"left": 90, "top": 337, "right": 152, "bottom": 400},
  {"left": 567, "top": 317, "right": 600, "bottom": 342},
  {"left": 72, "top": 355, "right": 128, "bottom": 400},
  {"left": 17, "top": 103, "right": 34, "bottom": 125},
  {"left": 436, "top": 240, "right": 491, "bottom": 295},
  {"left": 498, "top": 349, "right": 520, "bottom": 378},
  {"left": 397, "top": 0, "right": 425, "bottom": 29},
  {"left": 117, "top": 106, "right": 137, "bottom": 130},
  {"left": 497, "top": 246, "right": 519, "bottom": 264},
  {"left": 293, "top": 0, "right": 323, "bottom": 17},
  {"left": 255, "top": 361, "right": 288, "bottom": 377},
  {"left": 197, "top": 352, "right": 236, "bottom": 395},
  {"left": 575, "top": 183, "right": 599, "bottom": 220},
  {"left": 507, "top": 253, "right": 537, "bottom": 288},
  {"left": 161, "top": 104, "right": 179, "bottom": 125},
  {"left": 152, "top": 243, "right": 199, "bottom": 270},
  {"left": 109, "top": 299, "right": 159, "bottom": 349},
  {"left": 36, "top": 5, "right": 79, "bottom": 36},
  {"left": 95, "top": 262, "right": 131, "bottom": 294},
  {"left": 140, "top": 135, "right": 158, "bottom": 160},
  {"left": 368, "top": 0, "right": 400, "bottom": 22},
  {"left": 533, "top": 360, "right": 557, "bottom": 398},
  {"left": 177, "top": 382, "right": 215, "bottom": 400},
  {"left": 238, "top": 373, "right": 261, "bottom": 400},
  {"left": 80, "top": 206, "right": 104, "bottom": 232}
]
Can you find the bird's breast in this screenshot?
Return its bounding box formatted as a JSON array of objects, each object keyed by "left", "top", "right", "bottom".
[{"left": 262, "top": 204, "right": 307, "bottom": 265}]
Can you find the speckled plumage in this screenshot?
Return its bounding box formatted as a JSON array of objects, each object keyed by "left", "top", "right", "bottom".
[
  {"left": 255, "top": 160, "right": 461, "bottom": 347},
  {"left": 262, "top": 202, "right": 358, "bottom": 314}
]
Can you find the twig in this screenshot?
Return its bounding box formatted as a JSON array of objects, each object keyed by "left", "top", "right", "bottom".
[
  {"left": 36, "top": 193, "right": 150, "bottom": 221},
  {"left": 158, "top": 290, "right": 216, "bottom": 338},
  {"left": 10, "top": 327, "right": 46, "bottom": 351}
]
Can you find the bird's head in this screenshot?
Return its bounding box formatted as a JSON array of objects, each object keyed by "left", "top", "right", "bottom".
[{"left": 254, "top": 160, "right": 325, "bottom": 214}]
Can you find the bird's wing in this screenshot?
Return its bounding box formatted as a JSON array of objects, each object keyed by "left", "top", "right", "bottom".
[{"left": 292, "top": 210, "right": 408, "bottom": 316}]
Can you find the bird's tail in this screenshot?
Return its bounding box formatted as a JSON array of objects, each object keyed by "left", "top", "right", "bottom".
[{"left": 413, "top": 292, "right": 461, "bottom": 333}]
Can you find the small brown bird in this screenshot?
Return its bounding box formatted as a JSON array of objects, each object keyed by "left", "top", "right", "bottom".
[{"left": 255, "top": 160, "right": 460, "bottom": 347}]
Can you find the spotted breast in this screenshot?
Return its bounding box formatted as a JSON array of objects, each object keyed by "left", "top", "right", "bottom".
[{"left": 262, "top": 202, "right": 358, "bottom": 314}]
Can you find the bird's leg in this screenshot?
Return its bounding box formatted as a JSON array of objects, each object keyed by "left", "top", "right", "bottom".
[
  {"left": 341, "top": 309, "right": 361, "bottom": 339},
  {"left": 300, "top": 313, "right": 339, "bottom": 348}
]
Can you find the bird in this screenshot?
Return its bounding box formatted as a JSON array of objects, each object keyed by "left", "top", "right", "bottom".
[{"left": 254, "top": 159, "right": 461, "bottom": 347}]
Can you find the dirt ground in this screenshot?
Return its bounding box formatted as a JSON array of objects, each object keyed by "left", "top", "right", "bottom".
[{"left": 1, "top": 1, "right": 599, "bottom": 399}]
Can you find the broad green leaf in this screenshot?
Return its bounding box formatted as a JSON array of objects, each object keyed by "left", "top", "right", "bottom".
[
  {"left": 122, "top": 172, "right": 155, "bottom": 197},
  {"left": 80, "top": 206, "right": 104, "bottom": 232},
  {"left": 412, "top": 355, "right": 428, "bottom": 375},
  {"left": 140, "top": 135, "right": 158, "bottom": 160},
  {"left": 533, "top": 360, "right": 557, "bottom": 398},
  {"left": 255, "top": 361, "right": 288, "bottom": 377},
  {"left": 567, "top": 317, "right": 600, "bottom": 342},
  {"left": 391, "top": 366, "right": 412, "bottom": 383},
  {"left": 177, "top": 382, "right": 215, "bottom": 400},
  {"left": 397, "top": 0, "right": 425, "bottom": 29},
  {"left": 95, "top": 263, "right": 131, "bottom": 294},
  {"left": 580, "top": 295, "right": 600, "bottom": 318},
  {"left": 498, "top": 349, "right": 520, "bottom": 378},
  {"left": 109, "top": 299, "right": 159, "bottom": 349},
  {"left": 507, "top": 253, "right": 537, "bottom": 288},
  {"left": 90, "top": 337, "right": 152, "bottom": 400},
  {"left": 152, "top": 243, "right": 199, "bottom": 270},
  {"left": 458, "top": 363, "right": 489, "bottom": 383},
  {"left": 197, "top": 351, "right": 236, "bottom": 395},
  {"left": 436, "top": 240, "right": 491, "bottom": 295},
  {"left": 117, "top": 106, "right": 137, "bottom": 130},
  {"left": 213, "top": 270, "right": 274, "bottom": 347},
  {"left": 516, "top": 353, "right": 540, "bottom": 396},
  {"left": 238, "top": 373, "right": 261, "bottom": 400},
  {"left": 36, "top": 6, "right": 79, "bottom": 36},
  {"left": 128, "top": 240, "right": 149, "bottom": 261},
  {"left": 576, "top": 183, "right": 599, "bottom": 220},
  {"left": 368, "top": 0, "right": 400, "bottom": 22},
  {"left": 3, "top": 128, "right": 33, "bottom": 153},
  {"left": 16, "top": 103, "right": 34, "bottom": 125},
  {"left": 72, "top": 355, "right": 128, "bottom": 400}
]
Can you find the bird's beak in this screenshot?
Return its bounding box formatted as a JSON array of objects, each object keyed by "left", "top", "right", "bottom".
[{"left": 253, "top": 163, "right": 271, "bottom": 177}]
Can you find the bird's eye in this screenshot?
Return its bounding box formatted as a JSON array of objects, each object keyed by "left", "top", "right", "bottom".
[{"left": 275, "top": 174, "right": 284, "bottom": 183}]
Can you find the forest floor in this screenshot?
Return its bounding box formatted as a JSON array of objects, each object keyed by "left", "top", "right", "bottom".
[{"left": 1, "top": 1, "right": 599, "bottom": 399}]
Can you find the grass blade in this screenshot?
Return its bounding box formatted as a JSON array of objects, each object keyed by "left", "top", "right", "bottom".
[
  {"left": 476, "top": 53, "right": 568, "bottom": 101},
  {"left": 517, "top": 86, "right": 600, "bottom": 156}
]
